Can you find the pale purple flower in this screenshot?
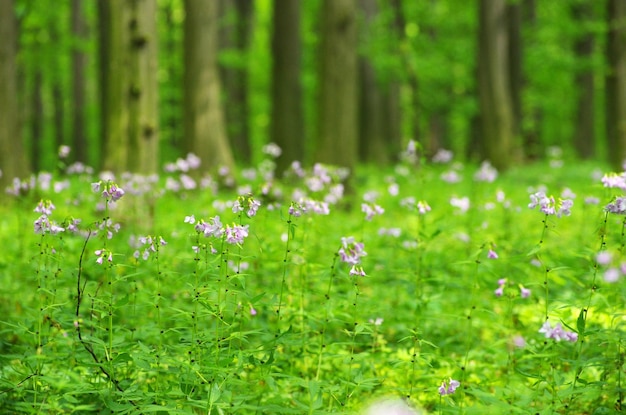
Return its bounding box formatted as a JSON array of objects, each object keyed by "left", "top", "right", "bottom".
[
  {"left": 561, "top": 187, "right": 576, "bottom": 199},
  {"left": 596, "top": 251, "right": 612, "bottom": 266},
  {"left": 520, "top": 287, "right": 531, "bottom": 298},
  {"left": 362, "top": 203, "right": 384, "bottom": 221},
  {"left": 439, "top": 379, "right": 460, "bottom": 396},
  {"left": 539, "top": 321, "right": 577, "bottom": 342},
  {"left": 184, "top": 215, "right": 196, "bottom": 224},
  {"left": 225, "top": 224, "right": 249, "bottom": 245},
  {"left": 339, "top": 237, "right": 367, "bottom": 265},
  {"left": 91, "top": 182, "right": 101, "bottom": 193},
  {"left": 494, "top": 286, "right": 504, "bottom": 297},
  {"left": 388, "top": 183, "right": 399, "bottom": 196},
  {"left": 289, "top": 202, "right": 306, "bottom": 217},
  {"left": 34, "top": 200, "right": 56, "bottom": 216},
  {"left": 262, "top": 142, "right": 282, "bottom": 158},
  {"left": 349, "top": 265, "right": 367, "bottom": 276},
  {"left": 417, "top": 201, "right": 431, "bottom": 215},
  {"left": 432, "top": 148, "right": 453, "bottom": 163},
  {"left": 512, "top": 335, "right": 526, "bottom": 348},
  {"left": 369, "top": 317, "right": 384, "bottom": 326},
  {"left": 58, "top": 145, "right": 71, "bottom": 159},
  {"left": 487, "top": 249, "right": 498, "bottom": 259},
  {"left": 450, "top": 196, "right": 470, "bottom": 213},
  {"left": 584, "top": 196, "right": 600, "bottom": 205},
  {"left": 474, "top": 161, "right": 498, "bottom": 183},
  {"left": 180, "top": 174, "right": 197, "bottom": 190},
  {"left": 441, "top": 171, "right": 461, "bottom": 183},
  {"left": 604, "top": 268, "right": 620, "bottom": 283},
  {"left": 605, "top": 197, "right": 626, "bottom": 214},
  {"left": 250, "top": 306, "right": 257, "bottom": 316},
  {"left": 601, "top": 172, "right": 626, "bottom": 189}
]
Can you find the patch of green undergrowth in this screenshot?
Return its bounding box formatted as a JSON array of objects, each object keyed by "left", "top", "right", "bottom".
[{"left": 1, "top": 150, "right": 625, "bottom": 414}]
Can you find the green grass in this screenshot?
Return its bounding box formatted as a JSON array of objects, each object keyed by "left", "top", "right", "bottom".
[{"left": 1, "top": 153, "right": 625, "bottom": 414}]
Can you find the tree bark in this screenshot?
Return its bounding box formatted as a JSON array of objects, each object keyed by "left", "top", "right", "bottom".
[
  {"left": 184, "top": 0, "right": 235, "bottom": 174},
  {"left": 219, "top": 0, "right": 253, "bottom": 164},
  {"left": 606, "top": 0, "right": 626, "bottom": 169},
  {"left": 128, "top": 0, "right": 159, "bottom": 174},
  {"left": 572, "top": 0, "right": 595, "bottom": 159},
  {"left": 0, "top": 0, "right": 29, "bottom": 191},
  {"left": 477, "top": 0, "right": 515, "bottom": 170},
  {"left": 358, "top": 0, "right": 392, "bottom": 165},
  {"left": 100, "top": 0, "right": 159, "bottom": 174},
  {"left": 31, "top": 69, "right": 44, "bottom": 173},
  {"left": 270, "top": 0, "right": 304, "bottom": 174},
  {"left": 316, "top": 0, "right": 358, "bottom": 171},
  {"left": 71, "top": 0, "right": 88, "bottom": 163}
]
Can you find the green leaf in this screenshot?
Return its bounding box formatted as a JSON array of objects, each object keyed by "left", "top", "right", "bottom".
[{"left": 577, "top": 308, "right": 587, "bottom": 336}]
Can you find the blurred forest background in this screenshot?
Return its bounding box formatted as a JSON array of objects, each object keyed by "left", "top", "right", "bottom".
[{"left": 1, "top": 0, "right": 625, "bottom": 192}]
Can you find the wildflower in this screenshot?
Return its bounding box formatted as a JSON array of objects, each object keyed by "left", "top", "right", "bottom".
[
  {"left": 441, "top": 171, "right": 461, "bottom": 183},
  {"left": 362, "top": 203, "right": 384, "bottom": 221},
  {"left": 250, "top": 306, "right": 257, "bottom": 316},
  {"left": 262, "top": 142, "right": 282, "bottom": 158},
  {"left": 601, "top": 172, "right": 626, "bottom": 189},
  {"left": 520, "top": 286, "right": 531, "bottom": 299},
  {"left": 439, "top": 378, "right": 460, "bottom": 396},
  {"left": 474, "top": 161, "right": 498, "bottom": 183},
  {"left": 539, "top": 321, "right": 578, "bottom": 342},
  {"left": 596, "top": 251, "right": 612, "bottom": 266},
  {"left": 487, "top": 249, "right": 498, "bottom": 259},
  {"left": 417, "top": 201, "right": 431, "bottom": 215},
  {"left": 604, "top": 268, "right": 620, "bottom": 283},
  {"left": 605, "top": 196, "right": 626, "bottom": 214},
  {"left": 224, "top": 224, "right": 249, "bottom": 245},
  {"left": 494, "top": 286, "right": 504, "bottom": 297},
  {"left": 512, "top": 335, "right": 526, "bottom": 348},
  {"left": 339, "top": 237, "right": 367, "bottom": 266},
  {"left": 388, "top": 183, "right": 399, "bottom": 196},
  {"left": 450, "top": 196, "right": 470, "bottom": 213},
  {"left": 58, "top": 145, "right": 71, "bottom": 159},
  {"left": 289, "top": 202, "right": 306, "bottom": 217},
  {"left": 34, "top": 200, "right": 56, "bottom": 216},
  {"left": 95, "top": 249, "right": 112, "bottom": 265},
  {"left": 184, "top": 215, "right": 195, "bottom": 224},
  {"left": 432, "top": 148, "right": 453, "bottom": 163},
  {"left": 349, "top": 265, "right": 367, "bottom": 277},
  {"left": 369, "top": 317, "right": 384, "bottom": 326}
]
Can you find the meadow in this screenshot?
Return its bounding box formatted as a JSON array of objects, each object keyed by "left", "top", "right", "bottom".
[{"left": 1, "top": 145, "right": 625, "bottom": 414}]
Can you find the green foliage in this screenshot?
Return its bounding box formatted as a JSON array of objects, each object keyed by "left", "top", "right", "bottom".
[{"left": 2, "top": 148, "right": 626, "bottom": 413}]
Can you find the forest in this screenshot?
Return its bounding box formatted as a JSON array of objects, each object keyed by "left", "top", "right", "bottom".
[
  {"left": 4, "top": 1, "right": 626, "bottom": 414},
  {"left": 1, "top": 0, "right": 625, "bottom": 193}
]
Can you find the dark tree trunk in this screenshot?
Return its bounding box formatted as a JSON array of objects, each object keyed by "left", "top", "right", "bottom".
[
  {"left": 572, "top": 1, "right": 595, "bottom": 159},
  {"left": 606, "top": 0, "right": 626, "bottom": 169},
  {"left": 71, "top": 0, "right": 88, "bottom": 163},
  {"left": 316, "top": 0, "right": 358, "bottom": 172},
  {"left": 219, "top": 0, "right": 253, "bottom": 164},
  {"left": 270, "top": 0, "right": 304, "bottom": 174}
]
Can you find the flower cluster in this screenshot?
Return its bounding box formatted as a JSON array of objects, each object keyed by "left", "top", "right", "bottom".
[
  {"left": 33, "top": 200, "right": 66, "bottom": 235},
  {"left": 361, "top": 202, "right": 384, "bottom": 221},
  {"left": 605, "top": 196, "right": 626, "bottom": 214},
  {"left": 438, "top": 378, "right": 460, "bottom": 396},
  {"left": 595, "top": 251, "right": 626, "bottom": 283},
  {"left": 528, "top": 191, "right": 573, "bottom": 217},
  {"left": 92, "top": 180, "right": 125, "bottom": 202},
  {"left": 474, "top": 160, "right": 498, "bottom": 183},
  {"left": 132, "top": 235, "right": 167, "bottom": 261},
  {"left": 232, "top": 195, "right": 261, "bottom": 218},
  {"left": 338, "top": 236, "right": 367, "bottom": 276},
  {"left": 601, "top": 172, "right": 626, "bottom": 189},
  {"left": 539, "top": 321, "right": 578, "bottom": 342},
  {"left": 494, "top": 278, "right": 530, "bottom": 298},
  {"left": 95, "top": 248, "right": 113, "bottom": 265}
]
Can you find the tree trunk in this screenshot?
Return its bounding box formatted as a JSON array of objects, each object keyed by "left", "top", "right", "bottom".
[
  {"left": 219, "top": 0, "right": 253, "bottom": 164},
  {"left": 71, "top": 0, "right": 88, "bottom": 163},
  {"left": 31, "top": 69, "right": 44, "bottom": 173},
  {"left": 521, "top": 0, "right": 541, "bottom": 160},
  {"left": 184, "top": 0, "right": 235, "bottom": 174},
  {"left": 270, "top": 0, "right": 304, "bottom": 174},
  {"left": 100, "top": 0, "right": 130, "bottom": 172},
  {"left": 0, "top": 0, "right": 29, "bottom": 191},
  {"left": 100, "top": 0, "right": 159, "bottom": 174},
  {"left": 316, "top": 0, "right": 358, "bottom": 171},
  {"left": 507, "top": 1, "right": 522, "bottom": 144},
  {"left": 358, "top": 0, "right": 391, "bottom": 165},
  {"left": 572, "top": 1, "right": 595, "bottom": 159},
  {"left": 128, "top": 0, "right": 159, "bottom": 174},
  {"left": 606, "top": 0, "right": 626, "bottom": 170},
  {"left": 477, "top": 0, "right": 515, "bottom": 170}
]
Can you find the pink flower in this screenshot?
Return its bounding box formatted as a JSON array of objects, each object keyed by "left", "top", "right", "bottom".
[
  {"left": 520, "top": 287, "right": 531, "bottom": 299},
  {"left": 487, "top": 249, "right": 498, "bottom": 259},
  {"left": 439, "top": 378, "right": 460, "bottom": 396}
]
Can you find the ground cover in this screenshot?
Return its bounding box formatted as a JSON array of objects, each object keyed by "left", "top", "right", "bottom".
[{"left": 0, "top": 146, "right": 624, "bottom": 414}]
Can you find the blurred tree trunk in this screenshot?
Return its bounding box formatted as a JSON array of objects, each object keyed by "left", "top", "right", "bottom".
[
  {"left": 100, "top": 0, "right": 159, "bottom": 174},
  {"left": 71, "top": 0, "right": 88, "bottom": 163},
  {"left": 128, "top": 0, "right": 159, "bottom": 174},
  {"left": 477, "top": 0, "right": 515, "bottom": 170},
  {"left": 219, "top": 0, "right": 253, "bottom": 164},
  {"left": 606, "top": 0, "right": 626, "bottom": 170},
  {"left": 184, "top": 0, "right": 235, "bottom": 174},
  {"left": 521, "top": 0, "right": 541, "bottom": 159},
  {"left": 31, "top": 69, "right": 43, "bottom": 172},
  {"left": 572, "top": 1, "right": 596, "bottom": 159},
  {"left": 0, "top": 0, "right": 29, "bottom": 191},
  {"left": 358, "top": 0, "right": 393, "bottom": 165},
  {"left": 50, "top": 26, "right": 65, "bottom": 153},
  {"left": 100, "top": 1, "right": 130, "bottom": 172},
  {"left": 390, "top": 0, "right": 420, "bottom": 146},
  {"left": 316, "top": 0, "right": 358, "bottom": 172},
  {"left": 507, "top": 1, "right": 522, "bottom": 152},
  {"left": 270, "top": 0, "right": 304, "bottom": 174}
]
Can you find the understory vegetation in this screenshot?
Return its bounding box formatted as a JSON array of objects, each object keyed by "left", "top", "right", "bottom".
[{"left": 1, "top": 145, "right": 625, "bottom": 414}]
